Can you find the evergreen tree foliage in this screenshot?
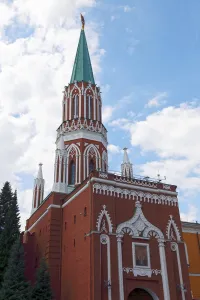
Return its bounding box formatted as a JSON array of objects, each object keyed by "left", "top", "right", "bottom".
[
  {"left": 0, "top": 182, "right": 13, "bottom": 233},
  {"left": 0, "top": 184, "right": 20, "bottom": 284},
  {"left": 32, "top": 258, "right": 53, "bottom": 300},
  {"left": 0, "top": 238, "right": 31, "bottom": 300}
]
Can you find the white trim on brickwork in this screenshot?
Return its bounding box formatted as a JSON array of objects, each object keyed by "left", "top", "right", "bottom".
[
  {"left": 96, "top": 205, "right": 113, "bottom": 233},
  {"left": 91, "top": 177, "right": 178, "bottom": 197},
  {"left": 93, "top": 182, "right": 177, "bottom": 206},
  {"left": 62, "top": 130, "right": 107, "bottom": 148},
  {"left": 116, "top": 201, "right": 170, "bottom": 300},
  {"left": 100, "top": 234, "right": 112, "bottom": 300},
  {"left": 26, "top": 204, "right": 60, "bottom": 232},
  {"left": 26, "top": 182, "right": 90, "bottom": 232},
  {"left": 166, "top": 215, "right": 181, "bottom": 241},
  {"left": 171, "top": 242, "right": 186, "bottom": 300}
]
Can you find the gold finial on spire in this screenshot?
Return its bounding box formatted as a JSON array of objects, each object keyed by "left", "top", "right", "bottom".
[{"left": 81, "top": 14, "right": 85, "bottom": 30}]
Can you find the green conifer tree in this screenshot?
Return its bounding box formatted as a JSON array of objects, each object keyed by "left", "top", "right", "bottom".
[
  {"left": 0, "top": 238, "right": 31, "bottom": 300},
  {"left": 0, "top": 182, "right": 13, "bottom": 233},
  {"left": 0, "top": 185, "right": 20, "bottom": 284},
  {"left": 32, "top": 258, "right": 53, "bottom": 300}
]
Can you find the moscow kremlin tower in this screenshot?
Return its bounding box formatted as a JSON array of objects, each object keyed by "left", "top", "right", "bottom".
[{"left": 23, "top": 16, "right": 192, "bottom": 300}]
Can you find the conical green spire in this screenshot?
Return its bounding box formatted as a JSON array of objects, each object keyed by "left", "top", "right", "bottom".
[{"left": 70, "top": 28, "right": 95, "bottom": 84}]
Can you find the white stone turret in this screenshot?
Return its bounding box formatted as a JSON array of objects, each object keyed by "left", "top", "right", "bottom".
[
  {"left": 32, "top": 163, "right": 45, "bottom": 214},
  {"left": 52, "top": 134, "right": 68, "bottom": 193},
  {"left": 121, "top": 148, "right": 133, "bottom": 178}
]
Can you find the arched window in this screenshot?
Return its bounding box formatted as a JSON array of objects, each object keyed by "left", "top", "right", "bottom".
[
  {"left": 90, "top": 96, "right": 93, "bottom": 119},
  {"left": 89, "top": 160, "right": 95, "bottom": 173},
  {"left": 69, "top": 161, "right": 76, "bottom": 185},
  {"left": 73, "top": 95, "right": 79, "bottom": 118},
  {"left": 87, "top": 95, "right": 93, "bottom": 119}
]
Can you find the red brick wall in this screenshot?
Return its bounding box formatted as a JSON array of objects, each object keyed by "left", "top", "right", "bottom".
[{"left": 24, "top": 179, "right": 192, "bottom": 300}]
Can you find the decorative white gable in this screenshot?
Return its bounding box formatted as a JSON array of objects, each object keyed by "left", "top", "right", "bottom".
[
  {"left": 116, "top": 201, "right": 164, "bottom": 239},
  {"left": 166, "top": 215, "right": 181, "bottom": 241},
  {"left": 96, "top": 205, "right": 113, "bottom": 233}
]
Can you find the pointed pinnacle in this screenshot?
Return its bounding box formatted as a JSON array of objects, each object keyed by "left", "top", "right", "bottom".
[{"left": 37, "top": 163, "right": 43, "bottom": 179}]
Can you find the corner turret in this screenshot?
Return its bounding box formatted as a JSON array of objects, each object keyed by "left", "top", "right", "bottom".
[
  {"left": 32, "top": 163, "right": 45, "bottom": 214},
  {"left": 121, "top": 148, "right": 133, "bottom": 178}
]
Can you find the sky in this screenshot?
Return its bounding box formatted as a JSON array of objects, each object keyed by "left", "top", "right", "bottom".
[{"left": 0, "top": 0, "right": 200, "bottom": 229}]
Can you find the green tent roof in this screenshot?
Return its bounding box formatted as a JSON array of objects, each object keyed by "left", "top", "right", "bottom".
[{"left": 70, "top": 29, "right": 95, "bottom": 84}]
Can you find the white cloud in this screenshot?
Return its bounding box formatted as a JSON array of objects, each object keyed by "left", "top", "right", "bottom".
[
  {"left": 102, "top": 105, "right": 115, "bottom": 123},
  {"left": 180, "top": 205, "right": 198, "bottom": 222},
  {"left": 108, "top": 144, "right": 121, "bottom": 154},
  {"left": 0, "top": 4, "right": 12, "bottom": 32},
  {"left": 101, "top": 84, "right": 110, "bottom": 94},
  {"left": 145, "top": 92, "right": 167, "bottom": 108},
  {"left": 0, "top": 0, "right": 103, "bottom": 229},
  {"left": 14, "top": 0, "right": 95, "bottom": 27},
  {"left": 109, "top": 102, "right": 200, "bottom": 198},
  {"left": 119, "top": 5, "right": 135, "bottom": 13},
  {"left": 123, "top": 5, "right": 135, "bottom": 12},
  {"left": 127, "top": 111, "right": 136, "bottom": 118},
  {"left": 111, "top": 15, "right": 119, "bottom": 22}
]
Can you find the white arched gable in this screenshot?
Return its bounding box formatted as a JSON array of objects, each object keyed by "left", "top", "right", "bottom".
[
  {"left": 66, "top": 144, "right": 81, "bottom": 184},
  {"left": 70, "top": 82, "right": 81, "bottom": 96},
  {"left": 166, "top": 215, "right": 181, "bottom": 241},
  {"left": 116, "top": 201, "right": 164, "bottom": 239},
  {"left": 84, "top": 84, "right": 95, "bottom": 96},
  {"left": 96, "top": 205, "right": 113, "bottom": 233},
  {"left": 69, "top": 84, "right": 81, "bottom": 119},
  {"left": 84, "top": 144, "right": 101, "bottom": 178},
  {"left": 67, "top": 144, "right": 81, "bottom": 158}
]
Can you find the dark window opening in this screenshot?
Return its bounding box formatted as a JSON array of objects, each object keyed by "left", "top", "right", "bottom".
[
  {"left": 74, "top": 215, "right": 76, "bottom": 224},
  {"left": 89, "top": 160, "right": 95, "bottom": 174},
  {"left": 74, "top": 239, "right": 76, "bottom": 247},
  {"left": 35, "top": 257, "right": 38, "bottom": 268},
  {"left": 65, "top": 222, "right": 67, "bottom": 230},
  {"left": 84, "top": 207, "right": 87, "bottom": 216},
  {"left": 69, "top": 160, "right": 75, "bottom": 185}
]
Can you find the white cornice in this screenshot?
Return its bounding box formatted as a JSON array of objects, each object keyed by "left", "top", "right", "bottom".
[
  {"left": 91, "top": 177, "right": 178, "bottom": 196},
  {"left": 63, "top": 130, "right": 107, "bottom": 148},
  {"left": 26, "top": 176, "right": 177, "bottom": 234}
]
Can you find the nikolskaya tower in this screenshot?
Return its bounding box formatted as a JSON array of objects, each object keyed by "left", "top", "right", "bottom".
[{"left": 52, "top": 15, "right": 108, "bottom": 194}]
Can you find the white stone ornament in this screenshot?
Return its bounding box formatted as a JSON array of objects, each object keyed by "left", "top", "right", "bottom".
[
  {"left": 166, "top": 215, "right": 181, "bottom": 241},
  {"left": 93, "top": 183, "right": 178, "bottom": 206},
  {"left": 96, "top": 205, "right": 113, "bottom": 233},
  {"left": 116, "top": 201, "right": 164, "bottom": 239}
]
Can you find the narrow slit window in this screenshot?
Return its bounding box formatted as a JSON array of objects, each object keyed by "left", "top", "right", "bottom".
[{"left": 84, "top": 207, "right": 87, "bottom": 216}]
